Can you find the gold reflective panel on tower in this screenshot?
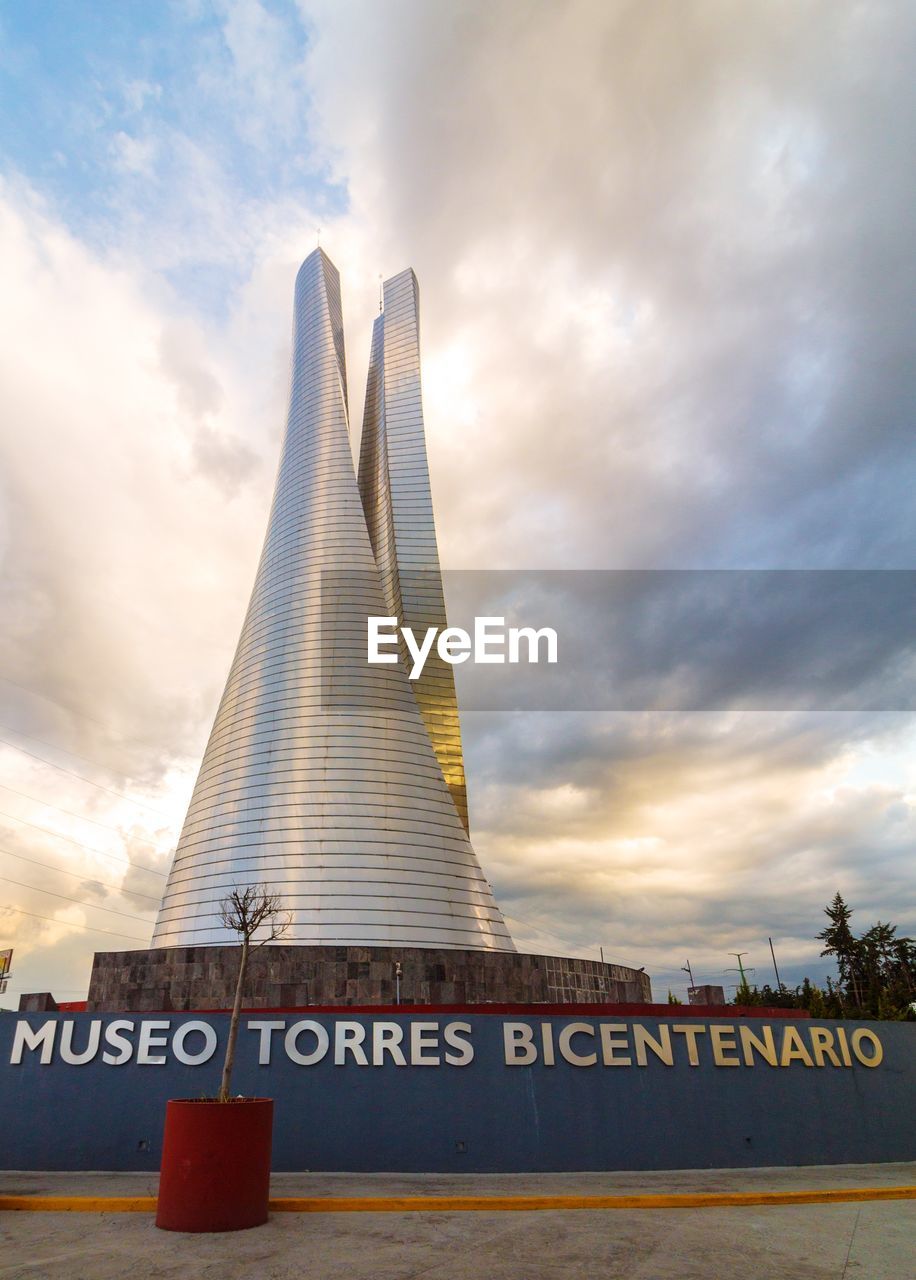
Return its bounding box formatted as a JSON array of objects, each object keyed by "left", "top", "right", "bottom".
[{"left": 358, "top": 268, "right": 470, "bottom": 833}]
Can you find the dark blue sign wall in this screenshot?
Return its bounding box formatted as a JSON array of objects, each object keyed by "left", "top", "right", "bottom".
[{"left": 1, "top": 1012, "right": 914, "bottom": 1172}]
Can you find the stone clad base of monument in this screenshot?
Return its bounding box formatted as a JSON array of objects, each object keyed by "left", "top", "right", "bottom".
[{"left": 86, "top": 946, "right": 652, "bottom": 1012}]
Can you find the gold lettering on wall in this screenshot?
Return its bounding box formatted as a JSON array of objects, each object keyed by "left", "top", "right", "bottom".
[
  {"left": 709, "top": 1025, "right": 740, "bottom": 1066},
  {"left": 808, "top": 1027, "right": 842, "bottom": 1067},
  {"left": 633, "top": 1024, "right": 674, "bottom": 1067},
  {"left": 779, "top": 1026, "right": 815, "bottom": 1068},
  {"left": 599, "top": 1024, "right": 632, "bottom": 1066},
  {"left": 850, "top": 1028, "right": 883, "bottom": 1067},
  {"left": 671, "top": 1024, "right": 707, "bottom": 1066},
  {"left": 739, "top": 1024, "right": 778, "bottom": 1066},
  {"left": 559, "top": 1023, "right": 598, "bottom": 1067},
  {"left": 541, "top": 1022, "right": 556, "bottom": 1067}
]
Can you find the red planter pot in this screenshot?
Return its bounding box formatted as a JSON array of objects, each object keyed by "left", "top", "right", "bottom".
[{"left": 156, "top": 1098, "right": 274, "bottom": 1233}]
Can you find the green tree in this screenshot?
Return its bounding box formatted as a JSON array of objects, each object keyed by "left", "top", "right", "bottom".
[
  {"left": 815, "top": 895, "right": 916, "bottom": 1019},
  {"left": 817, "top": 892, "right": 863, "bottom": 1009},
  {"left": 750, "top": 983, "right": 798, "bottom": 1010}
]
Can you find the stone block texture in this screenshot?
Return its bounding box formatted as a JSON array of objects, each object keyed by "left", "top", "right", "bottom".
[
  {"left": 17, "top": 992, "right": 58, "bottom": 1012},
  {"left": 87, "top": 946, "right": 652, "bottom": 1012}
]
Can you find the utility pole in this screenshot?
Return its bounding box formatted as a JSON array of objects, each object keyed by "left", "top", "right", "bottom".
[
  {"left": 681, "top": 961, "right": 695, "bottom": 988},
  {"left": 726, "top": 954, "right": 756, "bottom": 1003},
  {"left": 768, "top": 937, "right": 783, "bottom": 990}
]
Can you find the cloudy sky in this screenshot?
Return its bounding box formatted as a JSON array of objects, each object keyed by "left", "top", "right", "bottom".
[{"left": 1, "top": 0, "right": 914, "bottom": 1006}]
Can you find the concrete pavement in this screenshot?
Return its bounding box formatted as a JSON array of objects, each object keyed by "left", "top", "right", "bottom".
[{"left": 1, "top": 1164, "right": 914, "bottom": 1279}]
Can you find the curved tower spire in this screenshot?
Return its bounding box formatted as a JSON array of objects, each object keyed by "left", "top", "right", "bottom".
[
  {"left": 152, "top": 249, "right": 513, "bottom": 952},
  {"left": 358, "top": 268, "right": 469, "bottom": 831}
]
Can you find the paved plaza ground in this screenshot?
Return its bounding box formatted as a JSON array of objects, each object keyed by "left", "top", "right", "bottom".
[{"left": 1, "top": 1164, "right": 913, "bottom": 1280}]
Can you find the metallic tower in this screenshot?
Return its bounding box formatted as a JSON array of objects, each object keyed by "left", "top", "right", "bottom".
[
  {"left": 151, "top": 249, "right": 513, "bottom": 952},
  {"left": 358, "top": 268, "right": 469, "bottom": 832}
]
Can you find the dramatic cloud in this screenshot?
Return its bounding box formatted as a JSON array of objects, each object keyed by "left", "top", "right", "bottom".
[
  {"left": 303, "top": 0, "right": 916, "bottom": 572},
  {"left": 0, "top": 0, "right": 913, "bottom": 1003},
  {"left": 469, "top": 709, "right": 916, "bottom": 992}
]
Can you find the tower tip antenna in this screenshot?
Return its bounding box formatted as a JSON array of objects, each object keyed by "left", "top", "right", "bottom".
[
  {"left": 378, "top": 273, "right": 383, "bottom": 313},
  {"left": 316, "top": 226, "right": 321, "bottom": 248}
]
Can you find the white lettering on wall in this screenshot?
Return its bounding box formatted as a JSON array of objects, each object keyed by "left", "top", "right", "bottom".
[
  {"left": 410, "top": 1022, "right": 441, "bottom": 1066},
  {"left": 59, "top": 1020, "right": 101, "bottom": 1065},
  {"left": 10, "top": 1020, "right": 56, "bottom": 1065},
  {"left": 5, "top": 1016, "right": 889, "bottom": 1072},
  {"left": 372, "top": 1022, "right": 406, "bottom": 1066},
  {"left": 172, "top": 1021, "right": 218, "bottom": 1066},
  {"left": 443, "top": 1021, "right": 474, "bottom": 1066},
  {"left": 102, "top": 1020, "right": 136, "bottom": 1065},
  {"left": 334, "top": 1022, "right": 369, "bottom": 1066},
  {"left": 285, "top": 1020, "right": 330, "bottom": 1066},
  {"left": 503, "top": 1022, "right": 537, "bottom": 1065},
  {"left": 249, "top": 1020, "right": 286, "bottom": 1066},
  {"left": 136, "top": 1021, "right": 171, "bottom": 1066},
  {"left": 558, "top": 1022, "right": 597, "bottom": 1067}
]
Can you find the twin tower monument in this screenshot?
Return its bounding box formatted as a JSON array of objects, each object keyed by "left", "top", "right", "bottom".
[{"left": 88, "top": 249, "right": 651, "bottom": 1010}]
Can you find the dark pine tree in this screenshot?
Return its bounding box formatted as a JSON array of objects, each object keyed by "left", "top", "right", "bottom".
[{"left": 817, "top": 892, "right": 863, "bottom": 1010}]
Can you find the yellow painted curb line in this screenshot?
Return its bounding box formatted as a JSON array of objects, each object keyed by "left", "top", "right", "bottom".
[
  {"left": 269, "top": 1187, "right": 916, "bottom": 1212},
  {"left": 0, "top": 1197, "right": 156, "bottom": 1213},
  {"left": 0, "top": 1187, "right": 914, "bottom": 1214}
]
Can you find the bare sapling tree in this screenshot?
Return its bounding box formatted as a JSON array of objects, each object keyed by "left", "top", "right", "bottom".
[{"left": 217, "top": 885, "right": 291, "bottom": 1102}]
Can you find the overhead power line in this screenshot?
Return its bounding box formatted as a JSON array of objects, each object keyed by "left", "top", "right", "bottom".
[
  {"left": 0, "top": 675, "right": 169, "bottom": 754},
  {"left": 0, "top": 731, "right": 171, "bottom": 818},
  {"left": 503, "top": 912, "right": 568, "bottom": 942},
  {"left": 0, "top": 876, "right": 155, "bottom": 922},
  {"left": 0, "top": 903, "right": 149, "bottom": 943},
  {"left": 503, "top": 912, "right": 639, "bottom": 970},
  {"left": 0, "top": 780, "right": 163, "bottom": 842},
  {"left": 0, "top": 809, "right": 167, "bottom": 877},
  {"left": 0, "top": 847, "right": 160, "bottom": 902}
]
